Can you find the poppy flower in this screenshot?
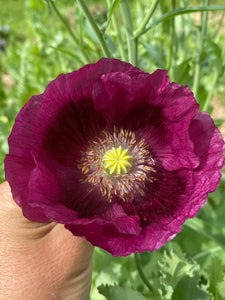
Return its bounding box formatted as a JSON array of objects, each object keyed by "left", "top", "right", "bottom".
[{"left": 4, "top": 58, "right": 225, "bottom": 256}]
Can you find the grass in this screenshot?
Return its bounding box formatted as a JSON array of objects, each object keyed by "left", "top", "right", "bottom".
[{"left": 0, "top": 0, "right": 25, "bottom": 31}]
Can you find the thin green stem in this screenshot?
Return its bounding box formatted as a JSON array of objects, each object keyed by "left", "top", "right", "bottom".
[
  {"left": 106, "top": 0, "right": 126, "bottom": 61},
  {"left": 141, "top": 5, "right": 225, "bottom": 36},
  {"left": 77, "top": 0, "right": 111, "bottom": 58},
  {"left": 214, "top": 11, "right": 225, "bottom": 38},
  {"left": 192, "top": 63, "right": 200, "bottom": 98},
  {"left": 193, "top": 0, "right": 210, "bottom": 98},
  {"left": 120, "top": 0, "right": 137, "bottom": 65},
  {"left": 49, "top": 46, "right": 84, "bottom": 64},
  {"left": 193, "top": 246, "right": 221, "bottom": 260},
  {"left": 47, "top": 0, "right": 90, "bottom": 64},
  {"left": 134, "top": 253, "right": 153, "bottom": 293},
  {"left": 134, "top": 0, "right": 160, "bottom": 39},
  {"left": 166, "top": 0, "right": 176, "bottom": 70},
  {"left": 202, "top": 71, "right": 218, "bottom": 111}
]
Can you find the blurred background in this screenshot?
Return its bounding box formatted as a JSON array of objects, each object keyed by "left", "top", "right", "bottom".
[
  {"left": 0, "top": 0, "right": 225, "bottom": 183},
  {"left": 1, "top": 0, "right": 225, "bottom": 181}
]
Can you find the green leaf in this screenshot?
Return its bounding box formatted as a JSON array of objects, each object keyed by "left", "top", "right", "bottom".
[
  {"left": 141, "top": 43, "right": 166, "bottom": 69},
  {"left": 207, "top": 256, "right": 225, "bottom": 300},
  {"left": 217, "top": 281, "right": 225, "bottom": 300},
  {"left": 197, "top": 84, "right": 208, "bottom": 109},
  {"left": 205, "top": 38, "right": 222, "bottom": 69},
  {"left": 222, "top": 171, "right": 225, "bottom": 181},
  {"left": 214, "top": 119, "right": 225, "bottom": 127},
  {"left": 159, "top": 251, "right": 198, "bottom": 289},
  {"left": 143, "top": 6, "right": 225, "bottom": 35},
  {"left": 98, "top": 284, "right": 149, "bottom": 300},
  {"left": 29, "top": 0, "right": 46, "bottom": 11},
  {"left": 172, "top": 275, "right": 209, "bottom": 300},
  {"left": 172, "top": 59, "right": 192, "bottom": 85},
  {"left": 82, "top": 17, "right": 99, "bottom": 44},
  {"left": 184, "top": 218, "right": 225, "bottom": 251},
  {"left": 158, "top": 251, "right": 209, "bottom": 300},
  {"left": 105, "top": 34, "right": 119, "bottom": 57}
]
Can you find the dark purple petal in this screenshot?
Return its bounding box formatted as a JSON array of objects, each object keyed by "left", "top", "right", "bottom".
[
  {"left": 92, "top": 71, "right": 150, "bottom": 127},
  {"left": 5, "top": 58, "right": 224, "bottom": 256}
]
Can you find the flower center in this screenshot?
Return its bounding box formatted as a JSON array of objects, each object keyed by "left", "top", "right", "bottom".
[
  {"left": 102, "top": 146, "right": 132, "bottom": 176},
  {"left": 78, "top": 127, "right": 156, "bottom": 202}
]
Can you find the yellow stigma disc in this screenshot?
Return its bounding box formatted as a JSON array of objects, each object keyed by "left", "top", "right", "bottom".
[{"left": 102, "top": 146, "right": 133, "bottom": 176}]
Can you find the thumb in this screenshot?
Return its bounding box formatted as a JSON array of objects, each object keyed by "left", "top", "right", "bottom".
[
  {"left": 0, "top": 181, "right": 55, "bottom": 241},
  {"left": 0, "top": 182, "right": 94, "bottom": 299}
]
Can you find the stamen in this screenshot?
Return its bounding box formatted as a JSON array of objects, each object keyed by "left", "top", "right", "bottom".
[{"left": 78, "top": 128, "right": 156, "bottom": 202}]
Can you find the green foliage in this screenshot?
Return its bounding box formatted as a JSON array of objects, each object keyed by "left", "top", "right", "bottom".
[
  {"left": 0, "top": 115, "right": 10, "bottom": 182},
  {"left": 105, "top": 0, "right": 122, "bottom": 30},
  {"left": 0, "top": 1, "right": 225, "bottom": 299},
  {"left": 98, "top": 284, "right": 149, "bottom": 300},
  {"left": 207, "top": 257, "right": 225, "bottom": 300},
  {"left": 158, "top": 251, "right": 209, "bottom": 300},
  {"left": 93, "top": 248, "right": 225, "bottom": 299}
]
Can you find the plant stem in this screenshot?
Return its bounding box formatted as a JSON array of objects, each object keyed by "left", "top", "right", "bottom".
[
  {"left": 47, "top": 0, "right": 90, "bottom": 64},
  {"left": 134, "top": 253, "right": 153, "bottom": 293},
  {"left": 49, "top": 46, "right": 84, "bottom": 64},
  {"left": 134, "top": 0, "right": 160, "bottom": 39},
  {"left": 213, "top": 10, "right": 225, "bottom": 38},
  {"left": 77, "top": 0, "right": 111, "bottom": 58},
  {"left": 193, "top": 0, "right": 210, "bottom": 98},
  {"left": 106, "top": 0, "right": 126, "bottom": 61},
  {"left": 120, "top": 0, "right": 137, "bottom": 65},
  {"left": 193, "top": 246, "right": 221, "bottom": 260},
  {"left": 166, "top": 0, "right": 176, "bottom": 70},
  {"left": 192, "top": 63, "right": 200, "bottom": 98}
]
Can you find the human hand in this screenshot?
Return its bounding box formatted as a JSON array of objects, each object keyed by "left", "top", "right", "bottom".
[{"left": 0, "top": 182, "right": 94, "bottom": 300}]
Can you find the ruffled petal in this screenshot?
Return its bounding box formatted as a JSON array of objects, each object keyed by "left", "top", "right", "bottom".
[{"left": 5, "top": 58, "right": 224, "bottom": 257}]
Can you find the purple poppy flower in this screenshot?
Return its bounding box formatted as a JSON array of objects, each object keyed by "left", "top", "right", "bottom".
[{"left": 4, "top": 58, "right": 225, "bottom": 256}]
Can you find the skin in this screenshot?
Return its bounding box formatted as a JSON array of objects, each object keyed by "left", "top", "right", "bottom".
[{"left": 0, "top": 182, "right": 94, "bottom": 300}]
